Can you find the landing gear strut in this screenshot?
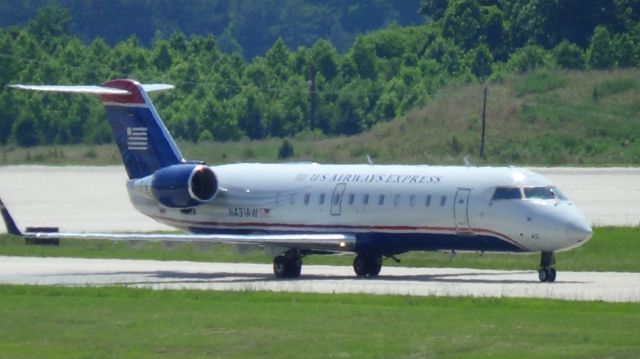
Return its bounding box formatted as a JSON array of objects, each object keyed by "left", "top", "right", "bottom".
[
  {"left": 538, "top": 251, "right": 556, "bottom": 283},
  {"left": 273, "top": 249, "right": 302, "bottom": 278},
  {"left": 353, "top": 254, "right": 382, "bottom": 277}
]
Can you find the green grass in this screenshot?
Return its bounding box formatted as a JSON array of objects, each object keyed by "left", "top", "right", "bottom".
[
  {"left": 1, "top": 227, "right": 639, "bottom": 272},
  {"left": 0, "top": 286, "right": 638, "bottom": 358},
  {"left": 515, "top": 71, "right": 569, "bottom": 96},
  {"left": 2, "top": 69, "right": 640, "bottom": 167}
]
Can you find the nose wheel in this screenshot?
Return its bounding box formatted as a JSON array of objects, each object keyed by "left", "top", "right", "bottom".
[{"left": 538, "top": 251, "right": 556, "bottom": 282}]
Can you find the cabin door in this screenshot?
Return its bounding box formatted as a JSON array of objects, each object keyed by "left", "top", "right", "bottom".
[
  {"left": 454, "top": 188, "right": 472, "bottom": 234},
  {"left": 330, "top": 183, "right": 347, "bottom": 216}
]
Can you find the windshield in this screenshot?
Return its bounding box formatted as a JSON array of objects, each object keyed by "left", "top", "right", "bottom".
[
  {"left": 524, "top": 187, "right": 559, "bottom": 200},
  {"left": 492, "top": 187, "right": 522, "bottom": 200},
  {"left": 493, "top": 186, "right": 570, "bottom": 201},
  {"left": 550, "top": 186, "right": 569, "bottom": 201}
]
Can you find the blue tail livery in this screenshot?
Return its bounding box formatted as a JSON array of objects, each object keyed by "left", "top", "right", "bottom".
[{"left": 10, "top": 80, "right": 182, "bottom": 179}]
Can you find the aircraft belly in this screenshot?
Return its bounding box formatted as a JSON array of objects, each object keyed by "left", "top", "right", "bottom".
[{"left": 353, "top": 232, "right": 526, "bottom": 254}]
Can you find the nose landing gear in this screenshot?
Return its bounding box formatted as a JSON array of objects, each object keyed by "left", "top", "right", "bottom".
[{"left": 538, "top": 251, "right": 556, "bottom": 282}]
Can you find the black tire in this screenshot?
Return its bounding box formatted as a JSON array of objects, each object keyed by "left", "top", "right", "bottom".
[
  {"left": 353, "top": 255, "right": 368, "bottom": 277},
  {"left": 367, "top": 256, "right": 382, "bottom": 277},
  {"left": 287, "top": 257, "right": 302, "bottom": 278},
  {"left": 538, "top": 268, "right": 548, "bottom": 282},
  {"left": 546, "top": 268, "right": 557, "bottom": 282},
  {"left": 273, "top": 255, "right": 302, "bottom": 279},
  {"left": 273, "top": 256, "right": 289, "bottom": 278},
  {"left": 353, "top": 254, "right": 383, "bottom": 277},
  {"left": 538, "top": 268, "right": 557, "bottom": 282}
]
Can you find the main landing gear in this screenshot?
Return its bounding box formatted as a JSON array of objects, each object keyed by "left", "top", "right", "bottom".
[
  {"left": 538, "top": 251, "right": 557, "bottom": 283},
  {"left": 353, "top": 253, "right": 383, "bottom": 277},
  {"left": 273, "top": 249, "right": 302, "bottom": 278},
  {"left": 272, "top": 250, "right": 385, "bottom": 279}
]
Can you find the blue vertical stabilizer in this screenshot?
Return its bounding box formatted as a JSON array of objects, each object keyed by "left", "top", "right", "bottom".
[{"left": 100, "top": 80, "right": 183, "bottom": 179}]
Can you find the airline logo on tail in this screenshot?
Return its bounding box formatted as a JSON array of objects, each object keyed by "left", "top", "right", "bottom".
[{"left": 127, "top": 127, "right": 148, "bottom": 151}]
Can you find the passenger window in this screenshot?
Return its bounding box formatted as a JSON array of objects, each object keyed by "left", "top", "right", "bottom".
[
  {"left": 409, "top": 195, "right": 416, "bottom": 207},
  {"left": 304, "top": 193, "right": 310, "bottom": 205},
  {"left": 348, "top": 193, "right": 355, "bottom": 205},
  {"left": 319, "top": 193, "right": 326, "bottom": 205},
  {"left": 394, "top": 194, "right": 401, "bottom": 206},
  {"left": 332, "top": 193, "right": 341, "bottom": 205},
  {"left": 363, "top": 194, "right": 369, "bottom": 205},
  {"left": 378, "top": 195, "right": 385, "bottom": 206},
  {"left": 524, "top": 187, "right": 555, "bottom": 200},
  {"left": 492, "top": 187, "right": 522, "bottom": 200},
  {"left": 425, "top": 195, "right": 431, "bottom": 207},
  {"left": 440, "top": 196, "right": 447, "bottom": 207}
]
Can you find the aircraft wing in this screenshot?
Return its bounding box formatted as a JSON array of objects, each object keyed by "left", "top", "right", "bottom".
[{"left": 0, "top": 198, "right": 355, "bottom": 252}]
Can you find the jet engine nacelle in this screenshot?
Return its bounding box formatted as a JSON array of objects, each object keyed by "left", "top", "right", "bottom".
[{"left": 150, "top": 163, "right": 218, "bottom": 208}]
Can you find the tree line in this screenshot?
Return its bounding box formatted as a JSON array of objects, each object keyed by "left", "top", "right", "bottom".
[
  {"left": 0, "top": 0, "right": 639, "bottom": 147},
  {"left": 0, "top": 0, "right": 423, "bottom": 59}
]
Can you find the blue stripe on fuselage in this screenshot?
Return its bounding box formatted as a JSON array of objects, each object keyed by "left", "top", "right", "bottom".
[{"left": 185, "top": 227, "right": 525, "bottom": 254}]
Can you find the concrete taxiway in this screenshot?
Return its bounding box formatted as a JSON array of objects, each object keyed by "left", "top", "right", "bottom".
[
  {"left": 1, "top": 256, "right": 639, "bottom": 303},
  {"left": 0, "top": 166, "right": 638, "bottom": 302}
]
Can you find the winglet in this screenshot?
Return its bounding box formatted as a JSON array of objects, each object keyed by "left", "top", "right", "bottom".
[{"left": 0, "top": 197, "right": 22, "bottom": 236}]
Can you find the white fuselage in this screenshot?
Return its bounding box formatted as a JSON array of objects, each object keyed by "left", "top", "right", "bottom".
[{"left": 127, "top": 163, "right": 592, "bottom": 255}]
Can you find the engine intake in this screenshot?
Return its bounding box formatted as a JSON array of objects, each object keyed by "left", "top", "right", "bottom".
[{"left": 150, "top": 164, "right": 218, "bottom": 208}]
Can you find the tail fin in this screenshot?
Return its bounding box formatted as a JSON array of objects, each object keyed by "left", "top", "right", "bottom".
[{"left": 9, "top": 80, "right": 183, "bottom": 179}]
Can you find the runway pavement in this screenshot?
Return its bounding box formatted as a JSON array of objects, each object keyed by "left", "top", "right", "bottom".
[
  {"left": 0, "top": 165, "right": 638, "bottom": 231},
  {"left": 1, "top": 256, "right": 639, "bottom": 302},
  {"left": 0, "top": 166, "right": 638, "bottom": 302}
]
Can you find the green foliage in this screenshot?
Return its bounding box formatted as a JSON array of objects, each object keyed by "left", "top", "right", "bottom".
[
  {"left": 11, "top": 116, "right": 38, "bottom": 147},
  {"left": 505, "top": 45, "right": 556, "bottom": 73},
  {"left": 277, "top": 139, "right": 295, "bottom": 159},
  {"left": 588, "top": 26, "right": 615, "bottom": 69},
  {"left": 468, "top": 44, "right": 493, "bottom": 79},
  {"left": 27, "top": 5, "right": 72, "bottom": 39},
  {"left": 1, "top": 0, "right": 639, "bottom": 150},
  {"left": 0, "top": 0, "right": 424, "bottom": 60},
  {"left": 419, "top": 0, "right": 449, "bottom": 20},
  {"left": 553, "top": 40, "right": 586, "bottom": 69}
]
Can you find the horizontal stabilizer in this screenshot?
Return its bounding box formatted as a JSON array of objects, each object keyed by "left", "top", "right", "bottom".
[
  {"left": 8, "top": 84, "right": 130, "bottom": 95},
  {"left": 141, "top": 84, "right": 175, "bottom": 92},
  {"left": 8, "top": 83, "right": 174, "bottom": 95}
]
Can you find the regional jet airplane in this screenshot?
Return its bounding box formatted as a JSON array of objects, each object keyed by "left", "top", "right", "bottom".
[{"left": 1, "top": 79, "right": 593, "bottom": 282}]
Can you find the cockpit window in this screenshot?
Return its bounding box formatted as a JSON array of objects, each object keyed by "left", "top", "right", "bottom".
[
  {"left": 524, "top": 187, "right": 556, "bottom": 200},
  {"left": 550, "top": 186, "right": 569, "bottom": 201},
  {"left": 492, "top": 187, "right": 522, "bottom": 200}
]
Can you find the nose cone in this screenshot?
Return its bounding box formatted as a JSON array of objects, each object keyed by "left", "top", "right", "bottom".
[{"left": 564, "top": 217, "right": 593, "bottom": 245}]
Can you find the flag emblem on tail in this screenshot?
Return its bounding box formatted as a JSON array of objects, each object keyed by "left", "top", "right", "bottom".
[{"left": 127, "top": 127, "right": 148, "bottom": 150}]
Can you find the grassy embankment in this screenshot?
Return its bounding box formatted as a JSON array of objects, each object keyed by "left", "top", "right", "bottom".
[
  {"left": 0, "top": 286, "right": 638, "bottom": 358},
  {"left": 1, "top": 226, "right": 638, "bottom": 272},
  {"left": 1, "top": 69, "right": 639, "bottom": 167}
]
